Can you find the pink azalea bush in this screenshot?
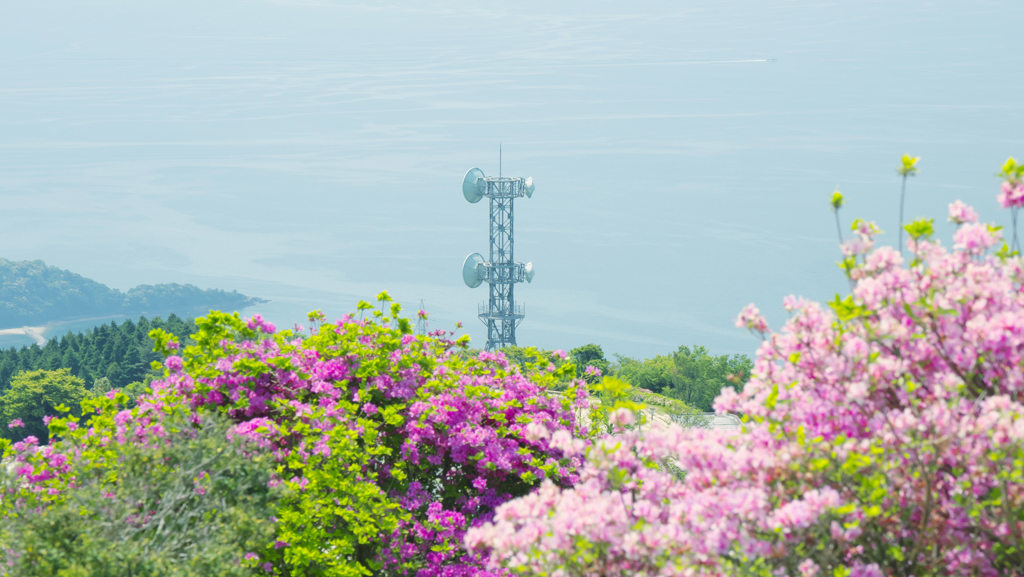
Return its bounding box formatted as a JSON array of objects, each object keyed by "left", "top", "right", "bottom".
[
  {"left": 3, "top": 296, "right": 584, "bottom": 576},
  {"left": 468, "top": 192, "right": 1024, "bottom": 576}
]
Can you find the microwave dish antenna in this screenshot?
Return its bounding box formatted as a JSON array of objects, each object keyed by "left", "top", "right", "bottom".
[
  {"left": 462, "top": 252, "right": 485, "bottom": 288},
  {"left": 458, "top": 161, "right": 538, "bottom": 350},
  {"left": 462, "top": 168, "right": 485, "bottom": 203}
]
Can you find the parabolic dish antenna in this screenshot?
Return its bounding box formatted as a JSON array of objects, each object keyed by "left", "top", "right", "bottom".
[
  {"left": 524, "top": 261, "right": 535, "bottom": 283},
  {"left": 463, "top": 168, "right": 485, "bottom": 203},
  {"left": 525, "top": 177, "right": 535, "bottom": 198},
  {"left": 462, "top": 252, "right": 485, "bottom": 288}
]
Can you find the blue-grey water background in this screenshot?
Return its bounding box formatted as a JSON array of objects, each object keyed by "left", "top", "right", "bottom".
[{"left": 1, "top": 1, "right": 1022, "bottom": 357}]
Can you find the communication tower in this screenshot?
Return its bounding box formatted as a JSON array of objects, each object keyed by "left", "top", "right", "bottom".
[
  {"left": 415, "top": 299, "right": 428, "bottom": 336},
  {"left": 460, "top": 165, "right": 536, "bottom": 350}
]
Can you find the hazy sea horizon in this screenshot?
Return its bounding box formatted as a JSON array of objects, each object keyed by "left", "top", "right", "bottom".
[{"left": 2, "top": 0, "right": 1022, "bottom": 359}]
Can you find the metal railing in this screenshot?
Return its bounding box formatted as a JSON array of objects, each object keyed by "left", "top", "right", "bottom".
[{"left": 478, "top": 302, "right": 525, "bottom": 320}]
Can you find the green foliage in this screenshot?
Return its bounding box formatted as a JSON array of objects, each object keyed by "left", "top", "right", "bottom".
[
  {"left": 570, "top": 344, "right": 610, "bottom": 383},
  {"left": 830, "top": 295, "right": 870, "bottom": 322},
  {"left": 587, "top": 376, "right": 645, "bottom": 435},
  {"left": 670, "top": 345, "right": 751, "bottom": 411},
  {"left": 903, "top": 218, "right": 934, "bottom": 241},
  {"left": 615, "top": 345, "right": 751, "bottom": 412},
  {"left": 897, "top": 154, "right": 920, "bottom": 177},
  {"left": 626, "top": 387, "right": 708, "bottom": 427},
  {"left": 0, "top": 369, "right": 86, "bottom": 442},
  {"left": 830, "top": 189, "right": 844, "bottom": 210},
  {"left": 499, "top": 345, "right": 549, "bottom": 369},
  {"left": 614, "top": 353, "right": 674, "bottom": 392},
  {"left": 999, "top": 157, "right": 1024, "bottom": 184},
  {"left": 499, "top": 345, "right": 575, "bottom": 386},
  {"left": 0, "top": 406, "right": 279, "bottom": 576},
  {"left": 0, "top": 258, "right": 265, "bottom": 327},
  {"left": 0, "top": 314, "right": 197, "bottom": 392},
  {"left": 91, "top": 374, "right": 152, "bottom": 407}
]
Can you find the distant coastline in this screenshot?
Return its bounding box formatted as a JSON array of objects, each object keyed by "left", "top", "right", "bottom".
[
  {"left": 0, "top": 313, "right": 149, "bottom": 346},
  {"left": 0, "top": 258, "right": 266, "bottom": 329}
]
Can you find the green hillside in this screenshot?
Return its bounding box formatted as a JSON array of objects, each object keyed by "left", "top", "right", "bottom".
[{"left": 0, "top": 258, "right": 265, "bottom": 327}]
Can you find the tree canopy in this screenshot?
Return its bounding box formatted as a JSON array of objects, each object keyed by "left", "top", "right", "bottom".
[
  {"left": 0, "top": 368, "right": 87, "bottom": 443},
  {"left": 615, "top": 345, "right": 752, "bottom": 411},
  {"left": 0, "top": 314, "right": 198, "bottom": 393},
  {"left": 569, "top": 344, "right": 610, "bottom": 383}
]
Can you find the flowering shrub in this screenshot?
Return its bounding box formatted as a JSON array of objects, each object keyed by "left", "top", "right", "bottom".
[
  {"left": 3, "top": 295, "right": 583, "bottom": 576},
  {"left": 468, "top": 192, "right": 1024, "bottom": 576}
]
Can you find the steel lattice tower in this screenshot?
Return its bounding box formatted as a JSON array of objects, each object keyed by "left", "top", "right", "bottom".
[
  {"left": 415, "top": 299, "right": 428, "bottom": 336},
  {"left": 480, "top": 176, "right": 526, "bottom": 349},
  {"left": 461, "top": 167, "right": 535, "bottom": 350}
]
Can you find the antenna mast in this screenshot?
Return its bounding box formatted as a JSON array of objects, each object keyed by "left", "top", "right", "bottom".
[
  {"left": 415, "top": 299, "right": 428, "bottom": 336},
  {"left": 459, "top": 161, "right": 536, "bottom": 350}
]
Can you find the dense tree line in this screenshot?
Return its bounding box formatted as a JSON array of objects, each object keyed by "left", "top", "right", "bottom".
[
  {"left": 0, "top": 258, "right": 265, "bottom": 326},
  {"left": 615, "top": 345, "right": 752, "bottom": 412},
  {"left": 0, "top": 314, "right": 198, "bottom": 393},
  {"left": 499, "top": 342, "right": 751, "bottom": 413}
]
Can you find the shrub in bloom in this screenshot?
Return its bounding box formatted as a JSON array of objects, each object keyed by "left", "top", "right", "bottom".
[
  {"left": 468, "top": 197, "right": 1024, "bottom": 576},
  {"left": 3, "top": 296, "right": 583, "bottom": 577}
]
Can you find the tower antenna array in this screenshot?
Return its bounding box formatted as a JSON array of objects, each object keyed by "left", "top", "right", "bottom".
[{"left": 460, "top": 163, "right": 536, "bottom": 350}]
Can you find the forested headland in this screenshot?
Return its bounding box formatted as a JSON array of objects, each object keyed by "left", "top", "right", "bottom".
[{"left": 0, "top": 258, "right": 265, "bottom": 327}]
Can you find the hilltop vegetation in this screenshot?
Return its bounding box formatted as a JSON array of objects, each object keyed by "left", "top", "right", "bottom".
[
  {"left": 498, "top": 342, "right": 752, "bottom": 412},
  {"left": 0, "top": 258, "right": 264, "bottom": 327},
  {"left": 0, "top": 314, "right": 197, "bottom": 400},
  {"left": 614, "top": 345, "right": 752, "bottom": 412}
]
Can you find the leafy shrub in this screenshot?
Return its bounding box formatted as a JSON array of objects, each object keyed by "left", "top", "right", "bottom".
[
  {"left": 0, "top": 368, "right": 86, "bottom": 442},
  {"left": 0, "top": 405, "right": 279, "bottom": 576},
  {"left": 569, "top": 344, "right": 610, "bottom": 383},
  {"left": 3, "top": 295, "right": 584, "bottom": 576}
]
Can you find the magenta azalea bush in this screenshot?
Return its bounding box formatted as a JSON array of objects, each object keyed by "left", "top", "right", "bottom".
[
  {"left": 468, "top": 192, "right": 1024, "bottom": 576},
  {"left": 2, "top": 296, "right": 584, "bottom": 576}
]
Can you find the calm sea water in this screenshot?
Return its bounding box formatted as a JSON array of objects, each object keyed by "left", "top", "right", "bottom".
[{"left": 1, "top": 1, "right": 1022, "bottom": 358}]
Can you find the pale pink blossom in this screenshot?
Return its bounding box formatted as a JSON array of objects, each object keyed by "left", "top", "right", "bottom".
[
  {"left": 948, "top": 200, "right": 979, "bottom": 224},
  {"left": 471, "top": 200, "right": 1024, "bottom": 577},
  {"left": 997, "top": 181, "right": 1024, "bottom": 208},
  {"left": 736, "top": 303, "right": 769, "bottom": 333}
]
